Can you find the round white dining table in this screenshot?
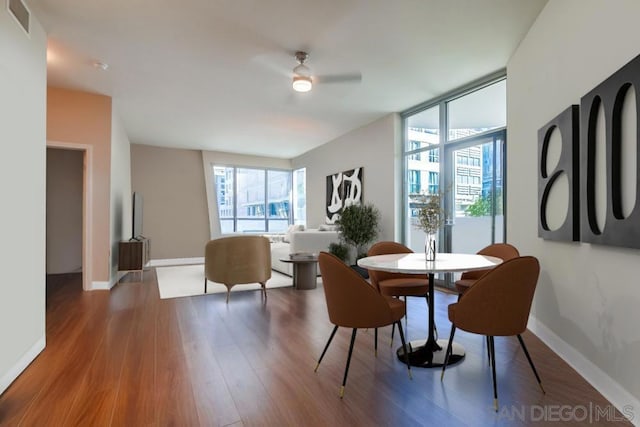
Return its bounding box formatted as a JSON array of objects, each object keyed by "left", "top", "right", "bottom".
[{"left": 357, "top": 252, "right": 502, "bottom": 368}]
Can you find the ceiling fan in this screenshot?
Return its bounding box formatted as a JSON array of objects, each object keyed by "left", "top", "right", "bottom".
[{"left": 291, "top": 51, "right": 361, "bottom": 93}]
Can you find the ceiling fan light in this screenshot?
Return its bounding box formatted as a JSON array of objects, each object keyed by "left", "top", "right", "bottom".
[{"left": 292, "top": 75, "right": 312, "bottom": 92}]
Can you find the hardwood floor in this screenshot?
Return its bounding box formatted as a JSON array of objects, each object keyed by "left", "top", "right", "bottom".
[{"left": 0, "top": 270, "right": 632, "bottom": 426}]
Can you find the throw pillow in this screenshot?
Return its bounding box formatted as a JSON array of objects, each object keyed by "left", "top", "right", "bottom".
[
  {"left": 318, "top": 224, "right": 337, "bottom": 231},
  {"left": 266, "top": 234, "right": 285, "bottom": 243},
  {"left": 284, "top": 224, "right": 305, "bottom": 243}
]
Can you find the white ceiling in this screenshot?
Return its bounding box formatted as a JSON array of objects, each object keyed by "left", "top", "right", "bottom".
[{"left": 30, "top": 0, "right": 547, "bottom": 159}]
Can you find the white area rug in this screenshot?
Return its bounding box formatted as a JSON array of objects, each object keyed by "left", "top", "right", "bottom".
[{"left": 156, "top": 264, "right": 293, "bottom": 299}]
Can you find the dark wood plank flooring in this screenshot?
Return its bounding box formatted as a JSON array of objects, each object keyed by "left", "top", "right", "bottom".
[{"left": 0, "top": 270, "right": 632, "bottom": 426}]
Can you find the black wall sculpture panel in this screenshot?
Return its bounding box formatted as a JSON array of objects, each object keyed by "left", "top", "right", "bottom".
[
  {"left": 538, "top": 105, "right": 580, "bottom": 241},
  {"left": 579, "top": 54, "right": 640, "bottom": 248},
  {"left": 538, "top": 53, "right": 640, "bottom": 249}
]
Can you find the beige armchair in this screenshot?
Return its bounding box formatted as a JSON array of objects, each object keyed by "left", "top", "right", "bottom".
[{"left": 204, "top": 236, "right": 272, "bottom": 303}]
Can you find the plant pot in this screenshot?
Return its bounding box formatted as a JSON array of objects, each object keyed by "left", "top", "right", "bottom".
[
  {"left": 350, "top": 264, "right": 369, "bottom": 279},
  {"left": 425, "top": 233, "right": 436, "bottom": 261}
]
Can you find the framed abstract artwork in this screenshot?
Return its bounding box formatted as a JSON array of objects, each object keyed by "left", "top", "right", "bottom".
[{"left": 325, "top": 167, "right": 363, "bottom": 224}]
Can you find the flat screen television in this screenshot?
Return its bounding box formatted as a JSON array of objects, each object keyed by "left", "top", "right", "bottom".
[{"left": 132, "top": 192, "right": 143, "bottom": 240}]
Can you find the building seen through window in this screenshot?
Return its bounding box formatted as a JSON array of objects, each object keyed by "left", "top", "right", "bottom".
[
  {"left": 214, "top": 166, "right": 304, "bottom": 233},
  {"left": 402, "top": 77, "right": 506, "bottom": 267}
]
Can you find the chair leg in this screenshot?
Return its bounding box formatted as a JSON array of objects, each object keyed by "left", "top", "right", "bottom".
[
  {"left": 204, "top": 278, "right": 207, "bottom": 293},
  {"left": 374, "top": 328, "right": 378, "bottom": 357},
  {"left": 488, "top": 336, "right": 498, "bottom": 412},
  {"left": 390, "top": 322, "right": 395, "bottom": 347},
  {"left": 340, "top": 328, "right": 358, "bottom": 398},
  {"left": 486, "top": 336, "right": 491, "bottom": 365},
  {"left": 441, "top": 324, "right": 456, "bottom": 380},
  {"left": 395, "top": 321, "right": 412, "bottom": 380},
  {"left": 226, "top": 288, "right": 231, "bottom": 304},
  {"left": 517, "top": 334, "right": 545, "bottom": 394},
  {"left": 315, "top": 325, "right": 339, "bottom": 372},
  {"left": 260, "top": 281, "right": 267, "bottom": 300},
  {"left": 404, "top": 296, "right": 408, "bottom": 330}
]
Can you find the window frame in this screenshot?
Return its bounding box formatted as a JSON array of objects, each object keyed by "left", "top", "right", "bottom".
[
  {"left": 213, "top": 165, "right": 295, "bottom": 234},
  {"left": 400, "top": 69, "right": 507, "bottom": 250}
]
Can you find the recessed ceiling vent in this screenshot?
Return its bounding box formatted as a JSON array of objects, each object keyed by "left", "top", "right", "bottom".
[{"left": 7, "top": 0, "right": 30, "bottom": 35}]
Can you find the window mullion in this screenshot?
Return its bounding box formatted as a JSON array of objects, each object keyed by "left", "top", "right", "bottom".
[
  {"left": 264, "top": 169, "right": 268, "bottom": 232},
  {"left": 233, "top": 167, "right": 238, "bottom": 232}
]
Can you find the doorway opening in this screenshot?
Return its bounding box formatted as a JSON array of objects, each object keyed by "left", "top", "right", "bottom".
[{"left": 46, "top": 141, "right": 93, "bottom": 291}]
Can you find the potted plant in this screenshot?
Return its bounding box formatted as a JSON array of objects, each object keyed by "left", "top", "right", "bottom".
[
  {"left": 335, "top": 202, "right": 381, "bottom": 277},
  {"left": 328, "top": 242, "right": 350, "bottom": 263}
]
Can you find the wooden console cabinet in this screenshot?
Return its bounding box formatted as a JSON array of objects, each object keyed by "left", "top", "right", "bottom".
[{"left": 118, "top": 238, "right": 150, "bottom": 273}]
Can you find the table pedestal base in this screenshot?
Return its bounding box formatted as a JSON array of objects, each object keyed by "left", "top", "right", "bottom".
[
  {"left": 293, "top": 262, "right": 317, "bottom": 290},
  {"left": 396, "top": 339, "right": 465, "bottom": 368}
]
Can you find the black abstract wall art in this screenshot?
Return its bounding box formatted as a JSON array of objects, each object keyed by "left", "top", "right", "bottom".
[{"left": 325, "top": 167, "right": 363, "bottom": 224}]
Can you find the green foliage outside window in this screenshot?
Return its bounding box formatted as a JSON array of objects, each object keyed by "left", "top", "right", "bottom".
[{"left": 465, "top": 191, "right": 503, "bottom": 217}]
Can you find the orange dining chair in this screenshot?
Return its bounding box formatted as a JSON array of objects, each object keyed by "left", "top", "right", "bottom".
[
  {"left": 367, "top": 241, "right": 432, "bottom": 350},
  {"left": 315, "top": 252, "right": 412, "bottom": 398},
  {"left": 441, "top": 256, "right": 544, "bottom": 411},
  {"left": 455, "top": 243, "right": 520, "bottom": 362},
  {"left": 454, "top": 243, "right": 520, "bottom": 298}
]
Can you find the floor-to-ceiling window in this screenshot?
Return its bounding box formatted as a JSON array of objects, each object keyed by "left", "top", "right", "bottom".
[
  {"left": 405, "top": 105, "right": 441, "bottom": 253},
  {"left": 293, "top": 168, "right": 306, "bottom": 226},
  {"left": 402, "top": 73, "right": 506, "bottom": 288},
  {"left": 213, "top": 165, "right": 302, "bottom": 233}
]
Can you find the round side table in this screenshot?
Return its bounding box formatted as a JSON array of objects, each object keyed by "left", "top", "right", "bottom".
[{"left": 279, "top": 255, "right": 319, "bottom": 290}]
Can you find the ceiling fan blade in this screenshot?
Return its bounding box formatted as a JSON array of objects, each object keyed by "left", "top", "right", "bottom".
[
  {"left": 314, "top": 72, "right": 362, "bottom": 84},
  {"left": 251, "top": 52, "right": 293, "bottom": 77}
]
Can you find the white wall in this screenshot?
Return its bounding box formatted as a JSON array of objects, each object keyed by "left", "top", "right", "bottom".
[
  {"left": 46, "top": 148, "right": 83, "bottom": 274},
  {"left": 132, "top": 144, "right": 211, "bottom": 259},
  {"left": 292, "top": 114, "right": 402, "bottom": 241},
  {"left": 0, "top": 11, "right": 47, "bottom": 393},
  {"left": 47, "top": 88, "right": 114, "bottom": 288},
  {"left": 508, "top": 0, "right": 640, "bottom": 420},
  {"left": 110, "top": 111, "right": 132, "bottom": 281}
]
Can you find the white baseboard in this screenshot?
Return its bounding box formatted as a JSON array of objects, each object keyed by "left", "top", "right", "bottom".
[
  {"left": 528, "top": 315, "right": 639, "bottom": 425},
  {"left": 116, "top": 270, "right": 127, "bottom": 282},
  {"left": 0, "top": 335, "right": 46, "bottom": 395},
  {"left": 88, "top": 271, "right": 131, "bottom": 290},
  {"left": 149, "top": 257, "right": 204, "bottom": 267},
  {"left": 91, "top": 277, "right": 117, "bottom": 290}
]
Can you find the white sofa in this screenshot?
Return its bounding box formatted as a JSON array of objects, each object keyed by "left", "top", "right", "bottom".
[{"left": 271, "top": 229, "right": 340, "bottom": 276}]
